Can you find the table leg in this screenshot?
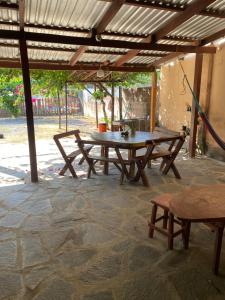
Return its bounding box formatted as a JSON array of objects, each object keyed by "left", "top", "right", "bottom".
[
  {"left": 213, "top": 225, "right": 224, "bottom": 275},
  {"left": 128, "top": 148, "right": 136, "bottom": 177},
  {"left": 182, "top": 220, "right": 191, "bottom": 249},
  {"left": 103, "top": 146, "right": 109, "bottom": 175}
]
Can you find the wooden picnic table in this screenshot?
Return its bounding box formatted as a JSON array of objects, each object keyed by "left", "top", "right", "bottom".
[
  {"left": 170, "top": 185, "right": 225, "bottom": 274},
  {"left": 91, "top": 131, "right": 183, "bottom": 183}
]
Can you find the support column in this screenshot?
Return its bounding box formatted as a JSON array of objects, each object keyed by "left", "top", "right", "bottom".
[
  {"left": 111, "top": 82, "right": 115, "bottom": 130},
  {"left": 119, "top": 86, "right": 122, "bottom": 120},
  {"left": 19, "top": 36, "right": 38, "bottom": 183},
  {"left": 94, "top": 84, "right": 98, "bottom": 128},
  {"left": 202, "top": 54, "right": 214, "bottom": 153},
  {"left": 57, "top": 90, "right": 61, "bottom": 129},
  {"left": 65, "top": 82, "right": 68, "bottom": 132},
  {"left": 150, "top": 70, "right": 157, "bottom": 132},
  {"left": 189, "top": 53, "right": 203, "bottom": 157}
]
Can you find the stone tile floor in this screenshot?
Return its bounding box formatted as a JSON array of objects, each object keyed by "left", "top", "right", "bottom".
[{"left": 0, "top": 142, "right": 225, "bottom": 299}]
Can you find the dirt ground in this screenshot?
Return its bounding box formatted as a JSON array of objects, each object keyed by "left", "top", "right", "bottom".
[{"left": 0, "top": 116, "right": 97, "bottom": 144}]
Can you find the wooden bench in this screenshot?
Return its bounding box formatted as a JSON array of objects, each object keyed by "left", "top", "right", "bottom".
[
  {"left": 53, "top": 130, "right": 93, "bottom": 178},
  {"left": 76, "top": 139, "right": 156, "bottom": 186}
]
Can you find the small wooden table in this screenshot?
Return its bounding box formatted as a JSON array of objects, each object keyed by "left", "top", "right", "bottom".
[
  {"left": 170, "top": 185, "right": 225, "bottom": 274},
  {"left": 91, "top": 131, "right": 182, "bottom": 184}
]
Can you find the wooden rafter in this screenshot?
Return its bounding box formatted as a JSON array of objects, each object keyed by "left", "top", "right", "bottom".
[
  {"left": 100, "top": 0, "right": 225, "bottom": 19},
  {"left": 0, "top": 30, "right": 216, "bottom": 53},
  {"left": 96, "top": 0, "right": 126, "bottom": 34},
  {"left": 18, "top": 0, "right": 25, "bottom": 30},
  {"left": 70, "top": 0, "right": 125, "bottom": 75},
  {"left": 153, "top": 0, "right": 216, "bottom": 43},
  {"left": 112, "top": 0, "right": 216, "bottom": 66},
  {"left": 201, "top": 28, "right": 225, "bottom": 46},
  {"left": 70, "top": 46, "right": 88, "bottom": 66},
  {"left": 151, "top": 53, "right": 184, "bottom": 67},
  {"left": 0, "top": 2, "right": 18, "bottom": 10},
  {"left": 0, "top": 60, "right": 155, "bottom": 72}
]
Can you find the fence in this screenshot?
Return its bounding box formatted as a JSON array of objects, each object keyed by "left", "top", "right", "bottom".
[{"left": 0, "top": 95, "right": 83, "bottom": 118}]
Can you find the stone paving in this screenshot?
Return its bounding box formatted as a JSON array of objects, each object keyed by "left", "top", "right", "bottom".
[{"left": 0, "top": 142, "right": 225, "bottom": 299}]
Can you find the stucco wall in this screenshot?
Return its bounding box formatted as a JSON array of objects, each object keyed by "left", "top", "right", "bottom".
[{"left": 159, "top": 50, "right": 225, "bottom": 161}]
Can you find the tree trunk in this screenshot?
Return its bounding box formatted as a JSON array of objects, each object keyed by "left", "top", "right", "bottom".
[{"left": 101, "top": 99, "right": 108, "bottom": 125}]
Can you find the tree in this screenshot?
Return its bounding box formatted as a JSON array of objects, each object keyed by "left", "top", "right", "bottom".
[
  {"left": 0, "top": 69, "right": 23, "bottom": 117},
  {"left": 92, "top": 88, "right": 109, "bottom": 124}
]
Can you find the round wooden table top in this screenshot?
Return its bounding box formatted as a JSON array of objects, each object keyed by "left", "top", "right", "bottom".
[
  {"left": 170, "top": 185, "right": 225, "bottom": 221},
  {"left": 91, "top": 131, "right": 176, "bottom": 148}
]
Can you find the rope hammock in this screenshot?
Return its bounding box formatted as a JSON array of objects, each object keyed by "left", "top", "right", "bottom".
[{"left": 179, "top": 60, "right": 225, "bottom": 151}]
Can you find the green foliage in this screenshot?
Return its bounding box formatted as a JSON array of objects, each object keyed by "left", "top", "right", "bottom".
[
  {"left": 106, "top": 72, "right": 151, "bottom": 88},
  {"left": 0, "top": 69, "right": 23, "bottom": 116},
  {"left": 92, "top": 89, "right": 106, "bottom": 101}
]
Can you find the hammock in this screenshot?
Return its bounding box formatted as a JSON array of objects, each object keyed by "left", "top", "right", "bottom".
[{"left": 179, "top": 61, "right": 225, "bottom": 151}]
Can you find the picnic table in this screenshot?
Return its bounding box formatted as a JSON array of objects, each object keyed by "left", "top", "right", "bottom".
[
  {"left": 91, "top": 131, "right": 184, "bottom": 185},
  {"left": 170, "top": 185, "right": 225, "bottom": 274}
]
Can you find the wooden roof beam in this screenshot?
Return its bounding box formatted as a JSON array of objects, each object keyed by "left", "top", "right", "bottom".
[
  {"left": 0, "top": 60, "right": 155, "bottom": 72},
  {"left": 18, "top": 0, "right": 25, "bottom": 31},
  {"left": 0, "top": 2, "right": 18, "bottom": 10},
  {"left": 152, "top": 0, "right": 216, "bottom": 43},
  {"left": 0, "top": 30, "right": 216, "bottom": 53},
  {"left": 100, "top": 0, "right": 225, "bottom": 19},
  {"left": 201, "top": 28, "right": 225, "bottom": 46},
  {"left": 96, "top": 0, "right": 126, "bottom": 35},
  {"left": 112, "top": 0, "right": 216, "bottom": 66},
  {"left": 70, "top": 46, "right": 88, "bottom": 66}
]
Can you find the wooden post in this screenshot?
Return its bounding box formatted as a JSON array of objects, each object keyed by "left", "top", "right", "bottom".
[
  {"left": 189, "top": 53, "right": 203, "bottom": 157},
  {"left": 111, "top": 82, "right": 115, "bottom": 130},
  {"left": 65, "top": 82, "right": 68, "bottom": 132},
  {"left": 94, "top": 84, "right": 98, "bottom": 128},
  {"left": 119, "top": 86, "right": 122, "bottom": 120},
  {"left": 150, "top": 70, "right": 157, "bottom": 132},
  {"left": 19, "top": 35, "right": 38, "bottom": 182},
  {"left": 202, "top": 54, "right": 214, "bottom": 153},
  {"left": 57, "top": 90, "right": 61, "bottom": 129}
]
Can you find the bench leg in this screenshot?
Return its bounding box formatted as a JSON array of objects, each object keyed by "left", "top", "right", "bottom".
[
  {"left": 59, "top": 157, "right": 76, "bottom": 176},
  {"left": 168, "top": 212, "right": 174, "bottom": 250},
  {"left": 149, "top": 204, "right": 157, "bottom": 238},
  {"left": 214, "top": 226, "right": 224, "bottom": 275}
]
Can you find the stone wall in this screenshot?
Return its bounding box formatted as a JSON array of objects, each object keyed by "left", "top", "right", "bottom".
[{"left": 83, "top": 87, "right": 151, "bottom": 122}]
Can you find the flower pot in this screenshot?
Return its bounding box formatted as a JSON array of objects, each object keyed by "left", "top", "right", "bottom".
[{"left": 98, "top": 123, "right": 107, "bottom": 132}]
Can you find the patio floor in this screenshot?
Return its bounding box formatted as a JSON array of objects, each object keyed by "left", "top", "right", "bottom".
[{"left": 0, "top": 139, "right": 225, "bottom": 299}]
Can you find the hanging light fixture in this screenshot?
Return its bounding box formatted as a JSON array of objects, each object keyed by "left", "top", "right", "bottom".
[{"left": 97, "top": 65, "right": 105, "bottom": 78}]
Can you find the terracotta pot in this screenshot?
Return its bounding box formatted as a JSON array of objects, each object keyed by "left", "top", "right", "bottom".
[{"left": 98, "top": 123, "right": 107, "bottom": 132}]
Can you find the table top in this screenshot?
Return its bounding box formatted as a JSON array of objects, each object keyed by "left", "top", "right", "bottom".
[
  {"left": 170, "top": 185, "right": 225, "bottom": 222},
  {"left": 91, "top": 131, "right": 178, "bottom": 148}
]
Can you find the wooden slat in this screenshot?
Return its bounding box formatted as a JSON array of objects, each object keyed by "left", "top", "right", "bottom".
[
  {"left": 96, "top": 0, "right": 126, "bottom": 34},
  {"left": 150, "top": 71, "right": 157, "bottom": 132},
  {"left": 70, "top": 46, "right": 88, "bottom": 66},
  {"left": 101, "top": 0, "right": 224, "bottom": 19},
  {"left": 189, "top": 53, "right": 203, "bottom": 158},
  {"left": 18, "top": 0, "right": 25, "bottom": 30},
  {"left": 153, "top": 0, "right": 216, "bottom": 42}
]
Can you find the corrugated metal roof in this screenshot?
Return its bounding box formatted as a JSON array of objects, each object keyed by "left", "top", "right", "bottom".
[
  {"left": 78, "top": 53, "right": 119, "bottom": 64},
  {"left": 106, "top": 5, "right": 176, "bottom": 35},
  {"left": 25, "top": 0, "right": 110, "bottom": 29},
  {"left": 0, "top": 0, "right": 225, "bottom": 71},
  {"left": 170, "top": 14, "right": 225, "bottom": 38}
]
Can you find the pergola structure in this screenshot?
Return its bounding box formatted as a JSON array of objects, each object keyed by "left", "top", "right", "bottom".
[{"left": 0, "top": 0, "right": 225, "bottom": 182}]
